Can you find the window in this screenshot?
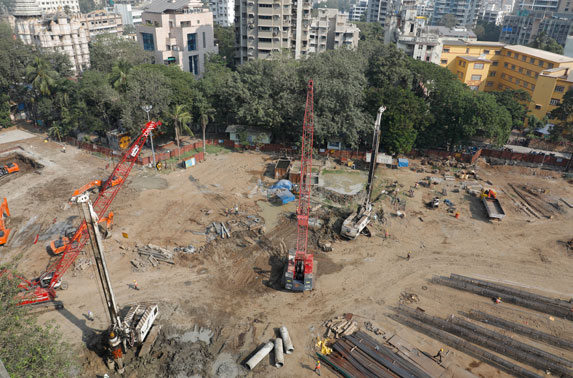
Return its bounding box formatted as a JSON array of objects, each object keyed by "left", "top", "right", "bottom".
[
  {"left": 555, "top": 85, "right": 565, "bottom": 92},
  {"left": 458, "top": 60, "right": 462, "bottom": 66},
  {"left": 535, "top": 104, "right": 542, "bottom": 110},
  {"left": 458, "top": 71, "right": 463, "bottom": 78},
  {"left": 484, "top": 49, "right": 490, "bottom": 54},
  {"left": 518, "top": 67, "right": 523, "bottom": 73},
  {"left": 498, "top": 84, "right": 504, "bottom": 89},
  {"left": 531, "top": 84, "right": 535, "bottom": 90},
  {"left": 515, "top": 53, "right": 519, "bottom": 59},
  {"left": 548, "top": 63, "right": 554, "bottom": 68},
  {"left": 471, "top": 74, "right": 482, "bottom": 80},
  {"left": 187, "top": 33, "right": 197, "bottom": 51},
  {"left": 501, "top": 73, "right": 506, "bottom": 78},
  {"left": 441, "top": 59, "right": 447, "bottom": 64},
  {"left": 504, "top": 62, "right": 509, "bottom": 68},
  {"left": 474, "top": 63, "right": 484, "bottom": 69},
  {"left": 489, "top": 71, "right": 496, "bottom": 77},
  {"left": 507, "top": 51, "right": 511, "bottom": 57},
  {"left": 141, "top": 32, "right": 154, "bottom": 51},
  {"left": 443, "top": 48, "right": 450, "bottom": 53},
  {"left": 522, "top": 55, "right": 526, "bottom": 61},
  {"left": 495, "top": 50, "right": 501, "bottom": 55},
  {"left": 203, "top": 32, "right": 206, "bottom": 48},
  {"left": 515, "top": 79, "right": 520, "bottom": 85},
  {"left": 486, "top": 81, "right": 494, "bottom": 87},
  {"left": 550, "top": 98, "right": 560, "bottom": 105},
  {"left": 492, "top": 61, "right": 498, "bottom": 66},
  {"left": 527, "top": 70, "right": 531, "bottom": 76},
  {"left": 523, "top": 82, "right": 528, "bottom": 88},
  {"left": 538, "top": 60, "right": 544, "bottom": 67},
  {"left": 530, "top": 57, "right": 535, "bottom": 64},
  {"left": 469, "top": 85, "right": 479, "bottom": 91},
  {"left": 466, "top": 48, "right": 469, "bottom": 53},
  {"left": 259, "top": 15, "right": 272, "bottom": 19},
  {"left": 259, "top": 3, "right": 272, "bottom": 6},
  {"left": 181, "top": 21, "right": 190, "bottom": 27},
  {"left": 189, "top": 55, "right": 199, "bottom": 75},
  {"left": 511, "top": 64, "right": 516, "bottom": 70}
]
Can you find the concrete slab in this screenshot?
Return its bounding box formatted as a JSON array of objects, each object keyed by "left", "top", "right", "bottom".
[{"left": 0, "top": 129, "right": 37, "bottom": 145}]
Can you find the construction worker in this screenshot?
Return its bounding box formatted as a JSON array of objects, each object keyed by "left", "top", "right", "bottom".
[
  {"left": 314, "top": 360, "right": 321, "bottom": 376},
  {"left": 433, "top": 348, "right": 444, "bottom": 363},
  {"left": 87, "top": 311, "right": 94, "bottom": 321},
  {"left": 495, "top": 297, "right": 502, "bottom": 304},
  {"left": 133, "top": 280, "right": 139, "bottom": 291},
  {"left": 407, "top": 251, "right": 411, "bottom": 261}
]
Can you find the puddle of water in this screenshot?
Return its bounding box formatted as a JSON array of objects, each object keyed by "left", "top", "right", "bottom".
[
  {"left": 320, "top": 171, "right": 367, "bottom": 195},
  {"left": 257, "top": 200, "right": 296, "bottom": 230}
]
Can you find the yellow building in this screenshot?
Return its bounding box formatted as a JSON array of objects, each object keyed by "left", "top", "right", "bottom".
[{"left": 439, "top": 41, "right": 573, "bottom": 121}]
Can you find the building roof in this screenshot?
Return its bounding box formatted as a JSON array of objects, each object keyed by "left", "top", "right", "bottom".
[
  {"left": 442, "top": 39, "right": 505, "bottom": 47},
  {"left": 504, "top": 45, "right": 573, "bottom": 63},
  {"left": 427, "top": 26, "right": 476, "bottom": 39},
  {"left": 458, "top": 55, "right": 491, "bottom": 62},
  {"left": 12, "top": 0, "right": 42, "bottom": 17},
  {"left": 144, "top": 0, "right": 202, "bottom": 13}
]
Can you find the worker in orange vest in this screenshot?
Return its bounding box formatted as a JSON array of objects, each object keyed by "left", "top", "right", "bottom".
[{"left": 314, "top": 360, "right": 321, "bottom": 376}]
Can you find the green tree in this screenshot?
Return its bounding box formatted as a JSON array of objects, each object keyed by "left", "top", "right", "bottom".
[
  {"left": 89, "top": 34, "right": 151, "bottom": 72},
  {"left": 355, "top": 22, "right": 384, "bottom": 43},
  {"left": 109, "top": 59, "right": 132, "bottom": 93},
  {"left": 197, "top": 100, "right": 215, "bottom": 157},
  {"left": 439, "top": 14, "right": 457, "bottom": 28},
  {"left": 79, "top": 70, "right": 121, "bottom": 132},
  {"left": 528, "top": 32, "right": 564, "bottom": 55},
  {"left": 78, "top": 0, "right": 97, "bottom": 13},
  {"left": 491, "top": 89, "right": 530, "bottom": 130},
  {"left": 0, "top": 273, "right": 75, "bottom": 377},
  {"left": 48, "top": 122, "right": 64, "bottom": 142},
  {"left": 214, "top": 25, "right": 235, "bottom": 68},
  {"left": 474, "top": 21, "right": 500, "bottom": 42},
  {"left": 168, "top": 104, "right": 192, "bottom": 158},
  {"left": 26, "top": 57, "right": 58, "bottom": 97},
  {"left": 549, "top": 88, "right": 573, "bottom": 142}
]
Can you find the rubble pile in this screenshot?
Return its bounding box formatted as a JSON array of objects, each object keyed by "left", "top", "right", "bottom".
[{"left": 136, "top": 244, "right": 174, "bottom": 264}]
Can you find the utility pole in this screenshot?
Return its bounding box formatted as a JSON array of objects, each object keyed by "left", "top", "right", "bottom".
[{"left": 141, "top": 105, "right": 157, "bottom": 170}]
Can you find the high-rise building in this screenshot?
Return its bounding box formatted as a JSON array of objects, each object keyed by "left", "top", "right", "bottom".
[
  {"left": 431, "top": 0, "right": 483, "bottom": 28},
  {"left": 348, "top": 0, "right": 368, "bottom": 21},
  {"left": 480, "top": 8, "right": 507, "bottom": 25},
  {"left": 136, "top": 0, "right": 218, "bottom": 76},
  {"left": 514, "top": 0, "right": 560, "bottom": 12},
  {"left": 209, "top": 0, "right": 234, "bottom": 26},
  {"left": 366, "top": 0, "right": 398, "bottom": 29},
  {"left": 234, "top": 0, "right": 312, "bottom": 63},
  {"left": 499, "top": 11, "right": 573, "bottom": 46},
  {"left": 308, "top": 8, "right": 359, "bottom": 53}
]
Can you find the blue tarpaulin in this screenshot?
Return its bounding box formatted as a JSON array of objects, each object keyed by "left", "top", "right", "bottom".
[
  {"left": 271, "top": 179, "right": 293, "bottom": 190},
  {"left": 398, "top": 158, "right": 409, "bottom": 167},
  {"left": 275, "top": 190, "right": 295, "bottom": 204}
]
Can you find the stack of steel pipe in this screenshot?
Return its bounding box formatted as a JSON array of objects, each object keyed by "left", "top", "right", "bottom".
[
  {"left": 317, "top": 332, "right": 433, "bottom": 378},
  {"left": 433, "top": 274, "right": 573, "bottom": 319}
]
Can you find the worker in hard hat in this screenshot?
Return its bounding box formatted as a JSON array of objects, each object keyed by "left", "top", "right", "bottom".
[
  {"left": 495, "top": 297, "right": 502, "bottom": 304},
  {"left": 314, "top": 360, "right": 321, "bottom": 376},
  {"left": 433, "top": 348, "right": 444, "bottom": 363}
]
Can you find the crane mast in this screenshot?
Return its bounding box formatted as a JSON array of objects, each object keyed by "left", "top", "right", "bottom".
[
  {"left": 17, "top": 121, "right": 160, "bottom": 306},
  {"left": 284, "top": 80, "right": 316, "bottom": 291}
]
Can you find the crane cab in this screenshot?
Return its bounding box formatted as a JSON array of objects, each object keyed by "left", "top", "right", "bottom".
[{"left": 284, "top": 249, "right": 315, "bottom": 291}]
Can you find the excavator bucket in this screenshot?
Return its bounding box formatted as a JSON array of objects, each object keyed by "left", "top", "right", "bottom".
[{"left": 0, "top": 198, "right": 11, "bottom": 246}]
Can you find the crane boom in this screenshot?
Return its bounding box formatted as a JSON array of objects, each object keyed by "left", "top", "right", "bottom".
[
  {"left": 17, "top": 121, "right": 159, "bottom": 306},
  {"left": 284, "top": 80, "right": 315, "bottom": 291}
]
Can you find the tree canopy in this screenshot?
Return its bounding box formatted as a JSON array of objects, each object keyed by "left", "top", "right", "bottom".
[
  {"left": 528, "top": 32, "right": 564, "bottom": 55},
  {"left": 474, "top": 21, "right": 500, "bottom": 42},
  {"left": 549, "top": 88, "right": 573, "bottom": 142}
]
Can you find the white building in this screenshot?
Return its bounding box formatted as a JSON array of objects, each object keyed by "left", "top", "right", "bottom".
[
  {"left": 136, "top": 0, "right": 218, "bottom": 76},
  {"left": 309, "top": 8, "right": 359, "bottom": 53},
  {"left": 348, "top": 0, "right": 367, "bottom": 21},
  {"left": 38, "top": 0, "right": 80, "bottom": 14},
  {"left": 81, "top": 9, "right": 124, "bottom": 36},
  {"left": 209, "top": 0, "right": 234, "bottom": 26}
]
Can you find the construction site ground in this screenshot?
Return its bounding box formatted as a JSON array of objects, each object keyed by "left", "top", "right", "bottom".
[{"left": 1, "top": 127, "right": 573, "bottom": 378}]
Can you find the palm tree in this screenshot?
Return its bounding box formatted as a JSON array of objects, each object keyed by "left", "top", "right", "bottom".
[
  {"left": 169, "top": 104, "right": 192, "bottom": 159},
  {"left": 26, "top": 57, "right": 58, "bottom": 97},
  {"left": 110, "top": 60, "right": 132, "bottom": 93},
  {"left": 48, "top": 123, "right": 64, "bottom": 143},
  {"left": 199, "top": 107, "right": 215, "bottom": 159}
]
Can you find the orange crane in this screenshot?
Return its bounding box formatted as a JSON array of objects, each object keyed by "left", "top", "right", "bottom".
[
  {"left": 0, "top": 198, "right": 11, "bottom": 246},
  {"left": 49, "top": 211, "right": 113, "bottom": 255},
  {"left": 283, "top": 80, "right": 316, "bottom": 291}
]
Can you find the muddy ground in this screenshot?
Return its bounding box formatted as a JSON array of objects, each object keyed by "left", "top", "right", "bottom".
[{"left": 1, "top": 126, "right": 572, "bottom": 378}]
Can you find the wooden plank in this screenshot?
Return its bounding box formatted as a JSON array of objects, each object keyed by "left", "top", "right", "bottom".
[{"left": 387, "top": 334, "right": 445, "bottom": 377}]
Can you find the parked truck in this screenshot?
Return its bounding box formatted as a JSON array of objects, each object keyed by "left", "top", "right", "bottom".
[{"left": 481, "top": 189, "right": 505, "bottom": 220}]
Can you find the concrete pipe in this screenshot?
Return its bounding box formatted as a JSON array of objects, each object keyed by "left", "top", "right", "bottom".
[
  {"left": 279, "top": 326, "right": 294, "bottom": 354},
  {"left": 274, "top": 338, "right": 284, "bottom": 368},
  {"left": 246, "top": 341, "right": 274, "bottom": 370}
]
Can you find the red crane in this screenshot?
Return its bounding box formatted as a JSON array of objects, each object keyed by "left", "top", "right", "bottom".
[
  {"left": 16, "top": 121, "right": 160, "bottom": 306},
  {"left": 284, "top": 80, "right": 315, "bottom": 291}
]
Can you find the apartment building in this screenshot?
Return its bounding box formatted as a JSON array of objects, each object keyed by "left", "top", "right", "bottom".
[
  {"left": 80, "top": 10, "right": 124, "bottom": 36},
  {"left": 431, "top": 0, "right": 483, "bottom": 28},
  {"left": 499, "top": 11, "right": 573, "bottom": 46},
  {"left": 37, "top": 0, "right": 80, "bottom": 14},
  {"left": 136, "top": 0, "right": 218, "bottom": 76},
  {"left": 308, "top": 8, "right": 358, "bottom": 53},
  {"left": 480, "top": 8, "right": 507, "bottom": 25},
  {"left": 234, "top": 0, "right": 312, "bottom": 62},
  {"left": 209, "top": 0, "right": 234, "bottom": 26},
  {"left": 439, "top": 41, "right": 573, "bottom": 119},
  {"left": 348, "top": 0, "right": 367, "bottom": 21}
]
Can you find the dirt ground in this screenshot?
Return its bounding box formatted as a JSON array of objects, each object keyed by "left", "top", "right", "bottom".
[{"left": 1, "top": 126, "right": 572, "bottom": 378}]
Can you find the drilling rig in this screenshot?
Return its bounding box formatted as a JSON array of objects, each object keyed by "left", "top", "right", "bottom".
[
  {"left": 341, "top": 106, "right": 386, "bottom": 239},
  {"left": 283, "top": 80, "right": 316, "bottom": 291}
]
